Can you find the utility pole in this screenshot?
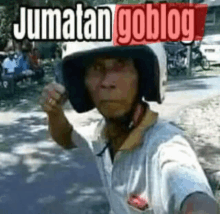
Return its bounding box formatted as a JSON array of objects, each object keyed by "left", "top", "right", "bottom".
[{"left": 186, "top": 0, "right": 193, "bottom": 76}]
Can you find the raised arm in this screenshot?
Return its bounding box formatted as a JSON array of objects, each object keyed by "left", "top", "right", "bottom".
[
  {"left": 39, "top": 82, "right": 76, "bottom": 149},
  {"left": 47, "top": 108, "right": 75, "bottom": 149}
]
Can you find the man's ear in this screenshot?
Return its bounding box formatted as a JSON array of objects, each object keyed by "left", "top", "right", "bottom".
[
  {"left": 84, "top": 78, "right": 94, "bottom": 106},
  {"left": 84, "top": 73, "right": 90, "bottom": 90}
]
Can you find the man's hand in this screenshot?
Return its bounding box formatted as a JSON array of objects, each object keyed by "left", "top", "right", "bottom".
[
  {"left": 180, "top": 192, "right": 219, "bottom": 214},
  {"left": 39, "top": 82, "right": 68, "bottom": 116}
]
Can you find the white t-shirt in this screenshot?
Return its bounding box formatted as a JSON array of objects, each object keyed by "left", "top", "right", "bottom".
[
  {"left": 2, "top": 58, "right": 17, "bottom": 73},
  {"left": 71, "top": 112, "right": 214, "bottom": 214}
]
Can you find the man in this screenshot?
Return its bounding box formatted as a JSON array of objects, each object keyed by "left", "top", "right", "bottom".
[
  {"left": 1, "top": 49, "right": 17, "bottom": 94},
  {"left": 52, "top": 48, "right": 64, "bottom": 85},
  {"left": 2, "top": 50, "right": 17, "bottom": 75},
  {"left": 16, "top": 48, "right": 30, "bottom": 71},
  {"left": 29, "top": 48, "right": 39, "bottom": 70},
  {"left": 16, "top": 48, "right": 35, "bottom": 81},
  {"left": 39, "top": 4, "right": 218, "bottom": 214},
  {"left": 28, "top": 48, "right": 44, "bottom": 82}
]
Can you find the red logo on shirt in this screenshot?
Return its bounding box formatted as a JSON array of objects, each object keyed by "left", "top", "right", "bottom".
[{"left": 128, "top": 194, "right": 149, "bottom": 211}]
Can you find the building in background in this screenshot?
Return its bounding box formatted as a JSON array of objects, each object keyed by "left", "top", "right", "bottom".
[{"left": 201, "top": 0, "right": 220, "bottom": 36}]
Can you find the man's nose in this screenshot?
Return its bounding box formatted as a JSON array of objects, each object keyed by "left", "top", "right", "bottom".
[{"left": 100, "top": 72, "right": 117, "bottom": 89}]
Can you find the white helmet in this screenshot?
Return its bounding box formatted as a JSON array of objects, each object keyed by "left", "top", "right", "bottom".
[{"left": 62, "top": 4, "right": 167, "bottom": 113}]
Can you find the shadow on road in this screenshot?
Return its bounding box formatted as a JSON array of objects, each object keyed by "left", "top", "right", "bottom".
[
  {"left": 0, "top": 81, "right": 44, "bottom": 112},
  {"left": 0, "top": 115, "right": 109, "bottom": 213},
  {"left": 168, "top": 65, "right": 220, "bottom": 82},
  {"left": 167, "top": 79, "right": 212, "bottom": 92},
  {"left": 0, "top": 69, "right": 109, "bottom": 213},
  {"left": 168, "top": 74, "right": 219, "bottom": 81}
]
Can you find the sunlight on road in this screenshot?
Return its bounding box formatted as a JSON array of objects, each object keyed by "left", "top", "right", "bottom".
[
  {"left": 29, "top": 124, "right": 48, "bottom": 133},
  {"left": 12, "top": 144, "right": 39, "bottom": 155},
  {"left": 0, "top": 152, "right": 20, "bottom": 169},
  {"left": 0, "top": 112, "right": 19, "bottom": 125},
  {"left": 23, "top": 155, "right": 47, "bottom": 173},
  {"left": 37, "top": 195, "right": 56, "bottom": 204}
]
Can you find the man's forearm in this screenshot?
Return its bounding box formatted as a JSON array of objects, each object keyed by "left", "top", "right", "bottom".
[{"left": 48, "top": 111, "right": 75, "bottom": 149}]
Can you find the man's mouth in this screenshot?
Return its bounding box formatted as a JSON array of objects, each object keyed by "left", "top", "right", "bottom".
[{"left": 100, "top": 100, "right": 121, "bottom": 103}]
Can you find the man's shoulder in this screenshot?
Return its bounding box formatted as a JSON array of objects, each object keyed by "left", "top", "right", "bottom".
[
  {"left": 2, "top": 58, "right": 10, "bottom": 67},
  {"left": 142, "top": 120, "right": 186, "bottom": 151},
  {"left": 17, "top": 55, "right": 25, "bottom": 62},
  {"left": 2, "top": 57, "right": 9, "bottom": 64},
  {"left": 149, "top": 120, "right": 184, "bottom": 137}
]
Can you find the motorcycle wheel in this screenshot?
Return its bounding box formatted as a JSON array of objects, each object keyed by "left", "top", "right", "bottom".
[
  {"left": 168, "top": 67, "right": 178, "bottom": 76},
  {"left": 167, "top": 60, "right": 179, "bottom": 76},
  {"left": 200, "top": 57, "right": 210, "bottom": 70}
]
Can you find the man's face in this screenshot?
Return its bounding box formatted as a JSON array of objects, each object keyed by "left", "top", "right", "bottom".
[
  {"left": 85, "top": 57, "right": 139, "bottom": 119},
  {"left": 55, "top": 51, "right": 60, "bottom": 58},
  {"left": 8, "top": 52, "right": 14, "bottom": 60}
]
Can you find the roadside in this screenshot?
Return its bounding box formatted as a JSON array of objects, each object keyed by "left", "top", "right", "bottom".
[
  {"left": 176, "top": 94, "right": 220, "bottom": 201},
  {"left": 159, "top": 64, "right": 220, "bottom": 203},
  {"left": 168, "top": 63, "right": 220, "bottom": 81},
  {"left": 168, "top": 63, "right": 220, "bottom": 202}
]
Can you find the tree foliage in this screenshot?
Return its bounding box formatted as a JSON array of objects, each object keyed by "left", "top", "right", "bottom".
[{"left": 0, "top": 7, "right": 13, "bottom": 50}]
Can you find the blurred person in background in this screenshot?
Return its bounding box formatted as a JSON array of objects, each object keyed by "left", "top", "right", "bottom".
[
  {"left": 16, "top": 47, "right": 33, "bottom": 81},
  {"left": 29, "top": 47, "right": 44, "bottom": 82},
  {"left": 53, "top": 48, "right": 64, "bottom": 85},
  {"left": 2, "top": 49, "right": 17, "bottom": 76}
]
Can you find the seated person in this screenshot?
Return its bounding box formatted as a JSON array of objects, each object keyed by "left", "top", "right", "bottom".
[
  {"left": 29, "top": 48, "right": 44, "bottom": 81},
  {"left": 29, "top": 48, "right": 41, "bottom": 70},
  {"left": 16, "top": 49, "right": 30, "bottom": 70},
  {"left": 2, "top": 50, "right": 17, "bottom": 76},
  {"left": 16, "top": 49, "right": 33, "bottom": 78}
]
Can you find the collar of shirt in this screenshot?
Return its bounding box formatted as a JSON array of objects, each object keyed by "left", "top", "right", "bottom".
[
  {"left": 96, "top": 107, "right": 159, "bottom": 152},
  {"left": 119, "top": 108, "right": 158, "bottom": 151}
]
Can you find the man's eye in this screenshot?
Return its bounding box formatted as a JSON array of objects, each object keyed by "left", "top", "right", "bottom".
[
  {"left": 117, "top": 59, "right": 126, "bottom": 67},
  {"left": 93, "top": 64, "right": 102, "bottom": 70}
]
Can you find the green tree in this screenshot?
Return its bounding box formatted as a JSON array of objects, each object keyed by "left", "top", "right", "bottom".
[{"left": 0, "top": 6, "right": 14, "bottom": 50}]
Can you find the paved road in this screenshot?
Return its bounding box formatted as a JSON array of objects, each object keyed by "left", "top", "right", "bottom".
[
  {"left": 151, "top": 75, "right": 220, "bottom": 121},
  {"left": 0, "top": 74, "right": 220, "bottom": 213}
]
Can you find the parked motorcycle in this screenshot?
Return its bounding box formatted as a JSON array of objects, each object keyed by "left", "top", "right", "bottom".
[
  {"left": 190, "top": 45, "right": 210, "bottom": 70},
  {"left": 166, "top": 47, "right": 188, "bottom": 76},
  {"left": 166, "top": 43, "right": 210, "bottom": 76}
]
